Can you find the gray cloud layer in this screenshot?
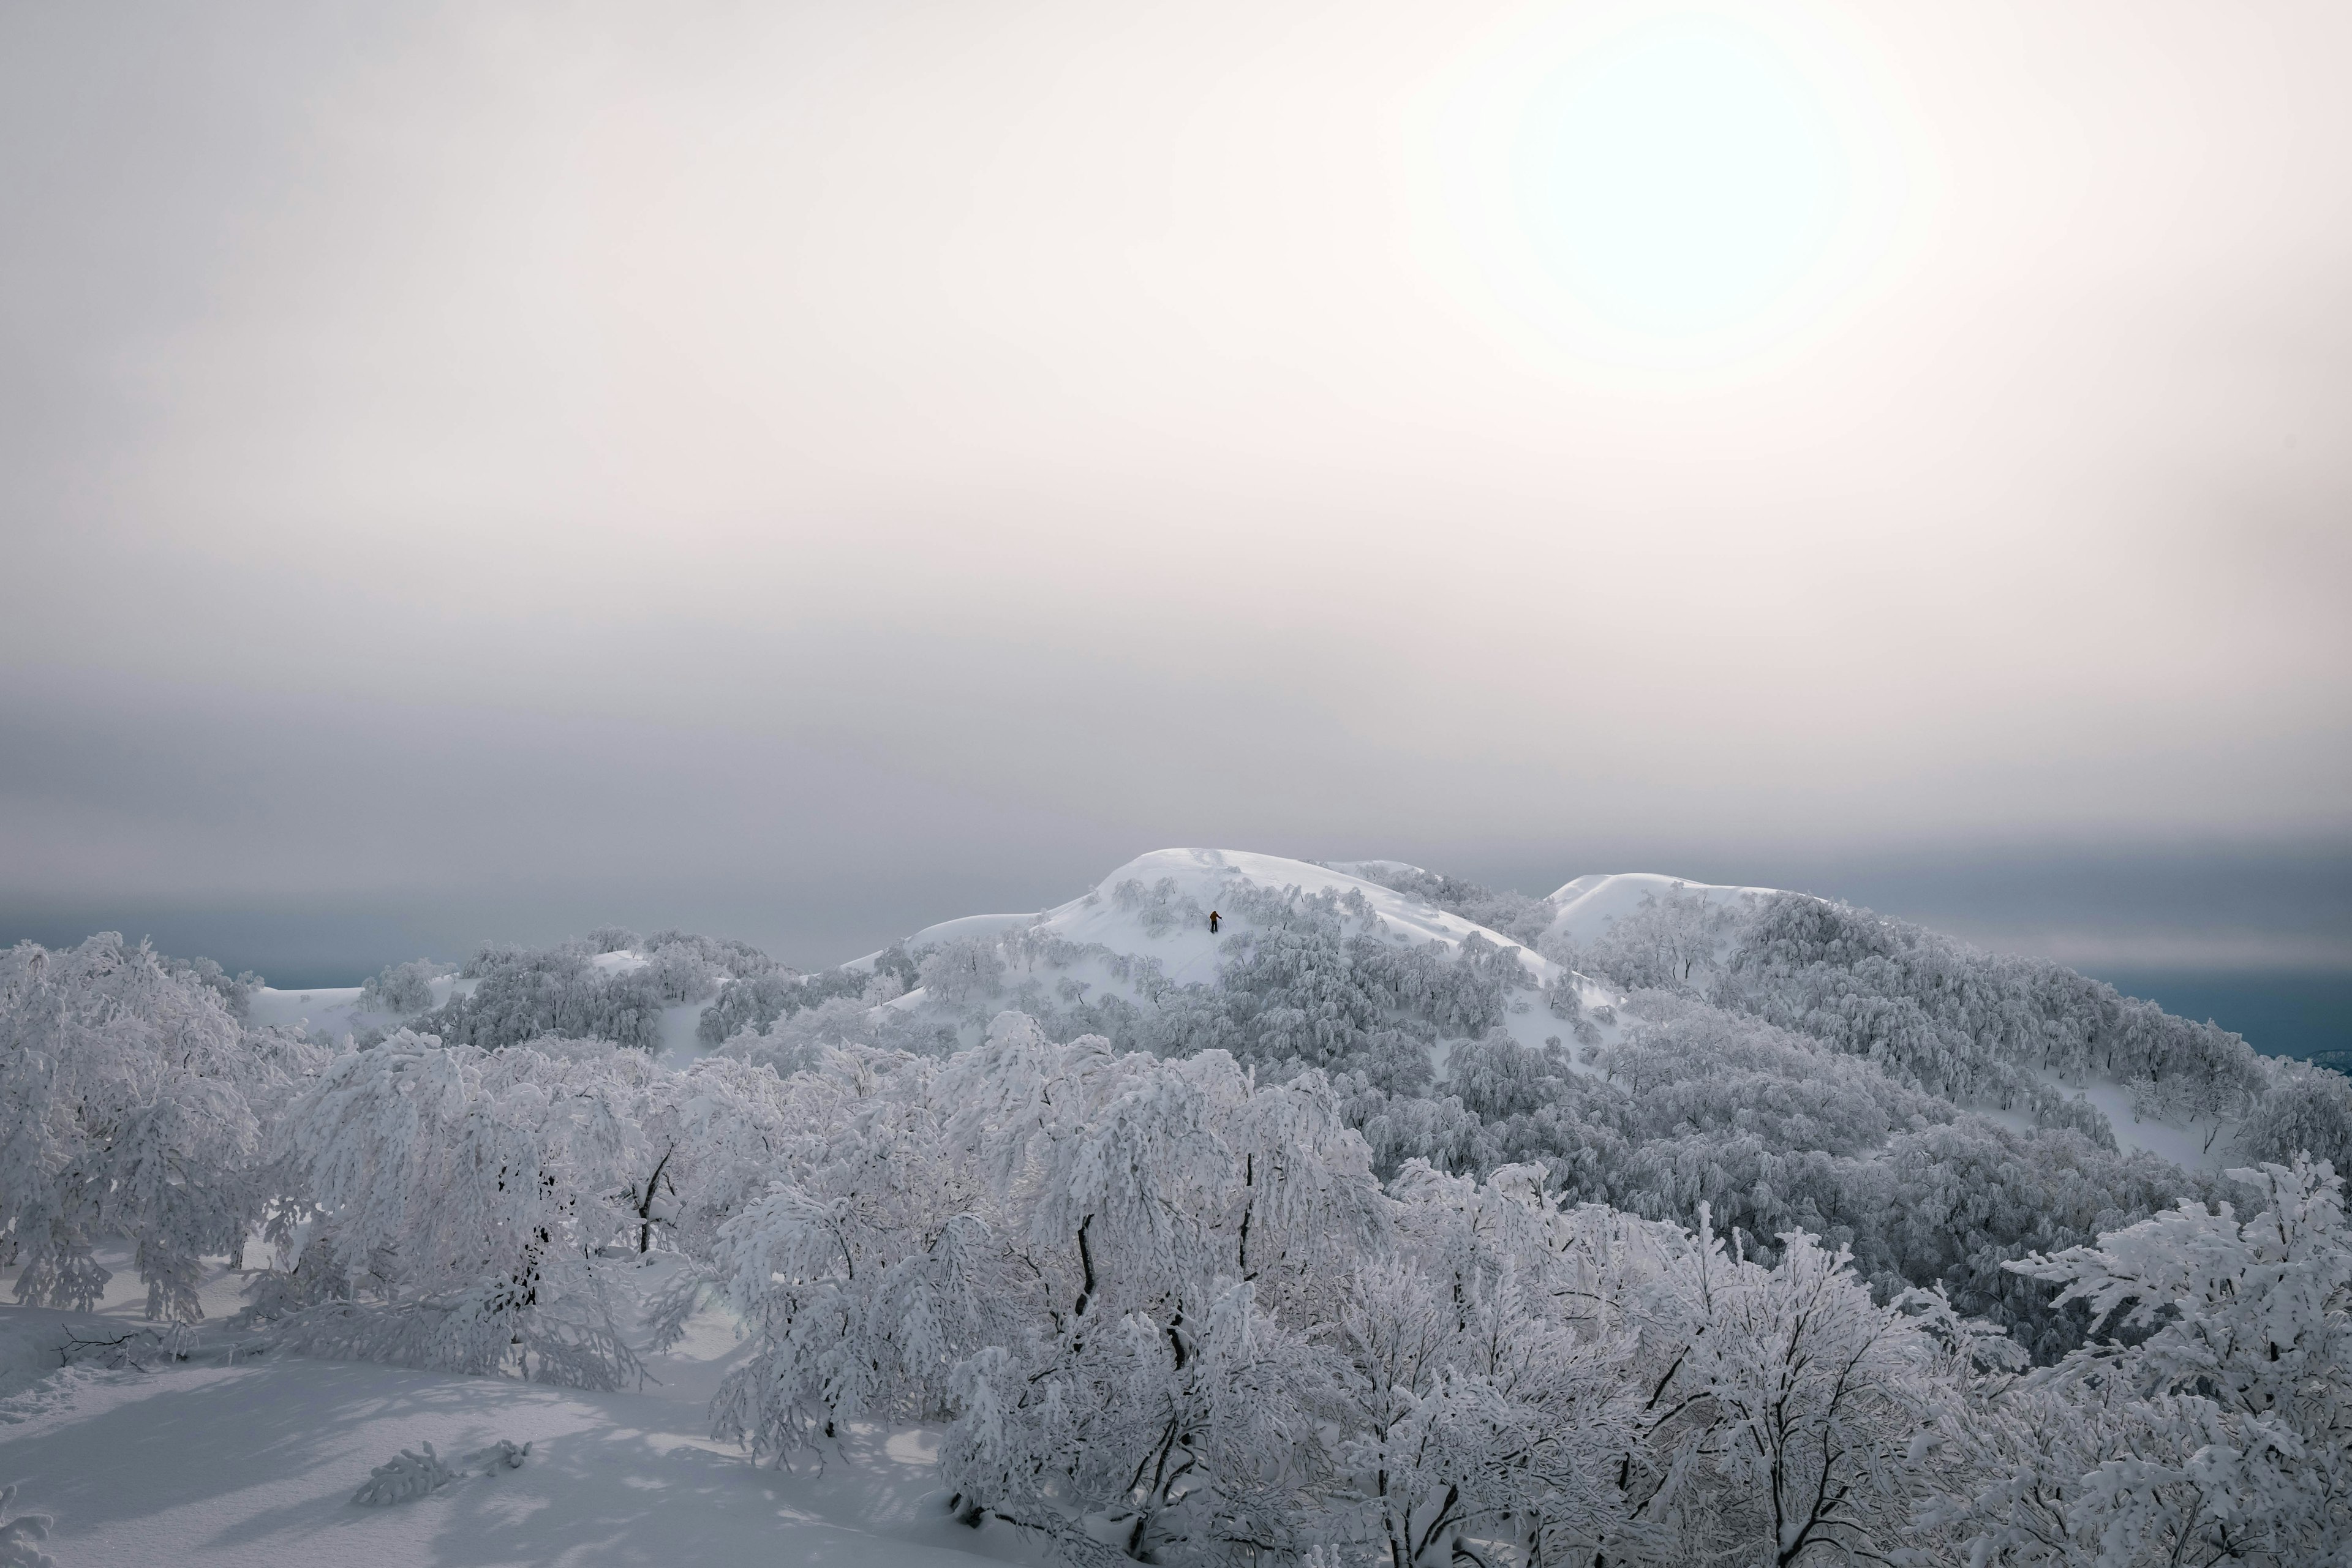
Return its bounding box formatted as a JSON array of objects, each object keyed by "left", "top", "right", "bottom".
[{"left": 3, "top": 1, "right": 2348, "bottom": 976}]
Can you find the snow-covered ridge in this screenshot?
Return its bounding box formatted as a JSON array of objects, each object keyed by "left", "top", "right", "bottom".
[
  {"left": 1034, "top": 848, "right": 1565, "bottom": 987},
  {"left": 246, "top": 852, "right": 1746, "bottom": 1047},
  {"left": 870, "top": 851, "right": 1772, "bottom": 1034},
  {"left": 883, "top": 849, "right": 1593, "bottom": 987},
  {"left": 1542, "top": 871, "right": 1784, "bottom": 948}
]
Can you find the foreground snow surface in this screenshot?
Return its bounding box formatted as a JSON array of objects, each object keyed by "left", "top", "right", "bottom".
[{"left": 0, "top": 1260, "right": 1042, "bottom": 1568}]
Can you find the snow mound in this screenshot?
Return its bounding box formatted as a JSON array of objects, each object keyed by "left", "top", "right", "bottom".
[{"left": 1544, "top": 872, "right": 1784, "bottom": 948}]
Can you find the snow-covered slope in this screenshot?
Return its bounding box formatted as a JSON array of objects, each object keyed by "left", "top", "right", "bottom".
[
  {"left": 244, "top": 974, "right": 467, "bottom": 1039},
  {"left": 0, "top": 1247, "right": 1038, "bottom": 1568},
  {"left": 878, "top": 851, "right": 1572, "bottom": 990},
  {"left": 857, "top": 848, "right": 1615, "bottom": 1063},
  {"left": 1543, "top": 872, "right": 1784, "bottom": 948},
  {"left": 1046, "top": 848, "right": 1561, "bottom": 986}
]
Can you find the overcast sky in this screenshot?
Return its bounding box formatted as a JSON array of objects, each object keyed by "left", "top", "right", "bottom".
[{"left": 3, "top": 0, "right": 2347, "bottom": 978}]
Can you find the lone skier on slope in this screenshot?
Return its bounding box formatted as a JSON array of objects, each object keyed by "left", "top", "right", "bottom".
[{"left": 1208, "top": 910, "right": 1221, "bottom": 934}]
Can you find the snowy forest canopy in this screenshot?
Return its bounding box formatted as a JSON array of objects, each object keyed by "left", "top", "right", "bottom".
[{"left": 5, "top": 855, "right": 2351, "bottom": 1567}]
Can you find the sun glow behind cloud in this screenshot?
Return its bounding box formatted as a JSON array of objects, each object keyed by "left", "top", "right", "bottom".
[{"left": 1414, "top": 4, "right": 1928, "bottom": 377}]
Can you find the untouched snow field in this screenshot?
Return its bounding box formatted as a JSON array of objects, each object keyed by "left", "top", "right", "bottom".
[{"left": 0, "top": 1250, "right": 1042, "bottom": 1568}]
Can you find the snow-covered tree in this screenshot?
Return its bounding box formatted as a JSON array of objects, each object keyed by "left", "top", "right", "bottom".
[
  {"left": 1324, "top": 1163, "right": 1668, "bottom": 1567},
  {"left": 716, "top": 995, "right": 957, "bottom": 1072},
  {"left": 1964, "top": 1158, "right": 2352, "bottom": 1566},
  {"left": 356, "top": 959, "right": 450, "bottom": 1017},
  {"left": 1550, "top": 886, "right": 1752, "bottom": 995},
  {"left": 710, "top": 1016, "right": 1393, "bottom": 1555},
  {"left": 2238, "top": 1061, "right": 2352, "bottom": 1174},
  {"left": 1627, "top": 1214, "right": 1992, "bottom": 1567},
  {"left": 917, "top": 937, "right": 1008, "bottom": 1010},
  {"left": 410, "top": 946, "right": 666, "bottom": 1052},
  {"left": 255, "top": 1031, "right": 651, "bottom": 1387},
  {"left": 0, "top": 935, "right": 318, "bottom": 1320}
]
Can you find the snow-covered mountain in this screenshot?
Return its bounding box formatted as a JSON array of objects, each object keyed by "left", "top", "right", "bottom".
[
  {"left": 735, "top": 847, "right": 2275, "bottom": 1178},
  {"left": 888, "top": 848, "right": 1561, "bottom": 983},
  {"left": 870, "top": 849, "right": 1594, "bottom": 1052},
  {"left": 254, "top": 846, "right": 2270, "bottom": 1179}
]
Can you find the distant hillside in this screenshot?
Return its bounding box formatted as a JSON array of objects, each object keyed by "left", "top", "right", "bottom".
[{"left": 220, "top": 845, "right": 2350, "bottom": 1362}]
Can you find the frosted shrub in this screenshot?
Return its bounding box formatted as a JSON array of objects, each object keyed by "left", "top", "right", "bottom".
[
  {"left": 350, "top": 1436, "right": 532, "bottom": 1504},
  {"left": 352, "top": 1442, "right": 459, "bottom": 1505}
]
